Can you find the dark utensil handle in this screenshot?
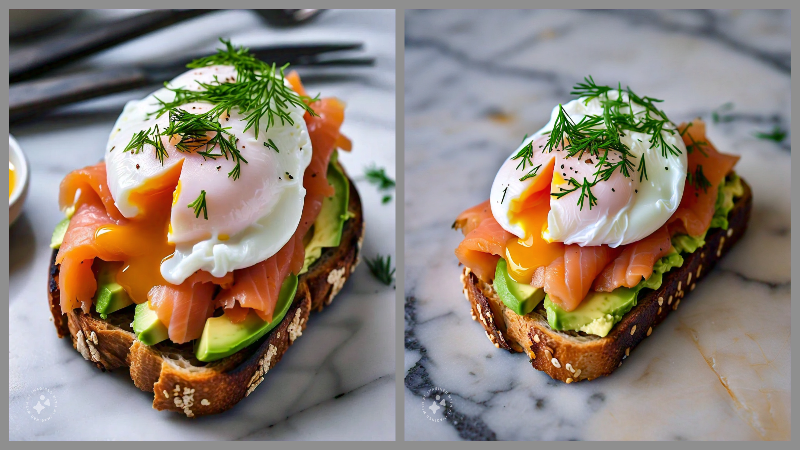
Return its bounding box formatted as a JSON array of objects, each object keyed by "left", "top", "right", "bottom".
[
  {"left": 10, "top": 9, "right": 211, "bottom": 82},
  {"left": 9, "top": 68, "right": 149, "bottom": 122}
]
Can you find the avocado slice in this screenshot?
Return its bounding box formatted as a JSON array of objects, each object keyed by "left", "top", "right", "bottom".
[
  {"left": 195, "top": 273, "right": 298, "bottom": 362},
  {"left": 50, "top": 205, "right": 77, "bottom": 249},
  {"left": 50, "top": 218, "right": 70, "bottom": 249},
  {"left": 94, "top": 261, "right": 133, "bottom": 319},
  {"left": 545, "top": 288, "right": 638, "bottom": 337},
  {"left": 133, "top": 302, "right": 168, "bottom": 346},
  {"left": 300, "top": 152, "right": 351, "bottom": 274},
  {"left": 494, "top": 258, "right": 545, "bottom": 316}
]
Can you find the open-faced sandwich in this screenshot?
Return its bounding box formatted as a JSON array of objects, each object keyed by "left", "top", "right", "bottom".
[
  {"left": 454, "top": 78, "right": 750, "bottom": 383},
  {"left": 48, "top": 40, "right": 364, "bottom": 416}
]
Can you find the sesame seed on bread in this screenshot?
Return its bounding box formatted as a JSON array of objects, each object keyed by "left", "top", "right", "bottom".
[{"left": 461, "top": 177, "right": 752, "bottom": 383}]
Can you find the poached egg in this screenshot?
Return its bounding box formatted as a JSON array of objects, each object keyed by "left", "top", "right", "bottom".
[
  {"left": 490, "top": 92, "right": 688, "bottom": 248},
  {"left": 105, "top": 65, "right": 312, "bottom": 285}
]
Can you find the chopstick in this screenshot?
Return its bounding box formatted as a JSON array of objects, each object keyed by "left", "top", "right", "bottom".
[{"left": 9, "top": 43, "right": 374, "bottom": 123}]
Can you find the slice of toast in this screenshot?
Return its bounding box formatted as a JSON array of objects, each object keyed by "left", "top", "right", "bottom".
[
  {"left": 47, "top": 171, "right": 365, "bottom": 417},
  {"left": 461, "top": 178, "right": 752, "bottom": 383}
]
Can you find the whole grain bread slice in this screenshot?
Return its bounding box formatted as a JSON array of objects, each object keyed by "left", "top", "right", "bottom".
[
  {"left": 461, "top": 178, "right": 752, "bottom": 383},
  {"left": 47, "top": 171, "right": 365, "bottom": 417}
]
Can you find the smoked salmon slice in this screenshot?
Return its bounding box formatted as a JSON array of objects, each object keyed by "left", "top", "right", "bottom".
[
  {"left": 215, "top": 74, "right": 344, "bottom": 322},
  {"left": 544, "top": 245, "right": 621, "bottom": 312},
  {"left": 669, "top": 121, "right": 740, "bottom": 237},
  {"left": 593, "top": 226, "right": 672, "bottom": 292},
  {"left": 56, "top": 198, "right": 118, "bottom": 313},
  {"left": 453, "top": 200, "right": 494, "bottom": 236},
  {"left": 215, "top": 236, "right": 295, "bottom": 322},
  {"left": 148, "top": 271, "right": 233, "bottom": 344},
  {"left": 455, "top": 216, "right": 513, "bottom": 282},
  {"left": 59, "top": 162, "right": 124, "bottom": 221}
]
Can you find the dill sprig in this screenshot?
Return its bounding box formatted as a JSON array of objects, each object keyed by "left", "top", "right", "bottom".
[
  {"left": 711, "top": 102, "right": 735, "bottom": 123},
  {"left": 188, "top": 190, "right": 208, "bottom": 220},
  {"left": 686, "top": 165, "right": 711, "bottom": 193},
  {"left": 754, "top": 125, "right": 786, "bottom": 143},
  {"left": 637, "top": 155, "right": 648, "bottom": 183},
  {"left": 366, "top": 254, "right": 395, "bottom": 286},
  {"left": 538, "top": 76, "right": 683, "bottom": 210},
  {"left": 683, "top": 129, "right": 709, "bottom": 157},
  {"left": 152, "top": 39, "right": 319, "bottom": 139},
  {"left": 552, "top": 177, "right": 598, "bottom": 210},
  {"left": 364, "top": 164, "right": 395, "bottom": 205},
  {"left": 124, "top": 125, "right": 168, "bottom": 165},
  {"left": 124, "top": 38, "right": 318, "bottom": 182},
  {"left": 263, "top": 139, "right": 280, "bottom": 153},
  {"left": 364, "top": 165, "right": 395, "bottom": 190}
]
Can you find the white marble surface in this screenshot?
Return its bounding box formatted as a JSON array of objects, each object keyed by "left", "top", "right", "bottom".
[
  {"left": 9, "top": 9, "right": 396, "bottom": 440},
  {"left": 404, "top": 10, "right": 790, "bottom": 441}
]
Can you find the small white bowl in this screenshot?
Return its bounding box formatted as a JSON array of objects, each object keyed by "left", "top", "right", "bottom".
[{"left": 9, "top": 135, "right": 30, "bottom": 226}]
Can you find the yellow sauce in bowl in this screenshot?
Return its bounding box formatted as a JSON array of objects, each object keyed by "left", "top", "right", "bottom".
[{"left": 9, "top": 161, "right": 16, "bottom": 199}]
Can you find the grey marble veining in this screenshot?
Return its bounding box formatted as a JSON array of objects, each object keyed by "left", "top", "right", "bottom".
[
  {"left": 9, "top": 9, "right": 396, "bottom": 440},
  {"left": 404, "top": 9, "right": 790, "bottom": 441}
]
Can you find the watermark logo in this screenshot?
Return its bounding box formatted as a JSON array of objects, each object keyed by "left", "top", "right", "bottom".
[
  {"left": 421, "top": 387, "right": 453, "bottom": 423},
  {"left": 25, "top": 387, "right": 57, "bottom": 422}
]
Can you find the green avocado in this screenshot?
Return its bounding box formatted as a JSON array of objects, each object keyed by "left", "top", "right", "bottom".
[
  {"left": 94, "top": 261, "right": 133, "bottom": 319},
  {"left": 195, "top": 273, "right": 298, "bottom": 362},
  {"left": 545, "top": 288, "right": 638, "bottom": 337},
  {"left": 50, "top": 218, "right": 70, "bottom": 249},
  {"left": 50, "top": 206, "right": 75, "bottom": 249},
  {"left": 494, "top": 258, "right": 545, "bottom": 316},
  {"left": 544, "top": 249, "right": 684, "bottom": 337},
  {"left": 300, "top": 151, "right": 351, "bottom": 274},
  {"left": 133, "top": 301, "right": 169, "bottom": 346}
]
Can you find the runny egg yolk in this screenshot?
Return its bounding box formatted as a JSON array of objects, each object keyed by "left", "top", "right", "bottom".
[
  {"left": 9, "top": 161, "right": 16, "bottom": 199},
  {"left": 94, "top": 167, "right": 179, "bottom": 304},
  {"left": 168, "top": 180, "right": 182, "bottom": 243},
  {"left": 505, "top": 157, "right": 564, "bottom": 283}
]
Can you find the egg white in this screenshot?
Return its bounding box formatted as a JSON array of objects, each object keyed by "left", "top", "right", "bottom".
[
  {"left": 105, "top": 65, "right": 312, "bottom": 284},
  {"left": 490, "top": 92, "right": 687, "bottom": 247}
]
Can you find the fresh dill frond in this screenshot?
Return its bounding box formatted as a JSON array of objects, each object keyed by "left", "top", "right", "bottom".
[
  {"left": 551, "top": 178, "right": 580, "bottom": 200},
  {"left": 711, "top": 102, "right": 734, "bottom": 123},
  {"left": 124, "top": 125, "right": 168, "bottom": 165},
  {"left": 366, "top": 254, "right": 395, "bottom": 286},
  {"left": 511, "top": 141, "right": 544, "bottom": 181},
  {"left": 571, "top": 76, "right": 613, "bottom": 102},
  {"left": 153, "top": 39, "right": 319, "bottom": 139},
  {"left": 264, "top": 139, "right": 280, "bottom": 153},
  {"left": 188, "top": 190, "right": 208, "bottom": 219},
  {"left": 754, "top": 125, "right": 786, "bottom": 143},
  {"left": 519, "top": 164, "right": 542, "bottom": 181},
  {"left": 684, "top": 132, "right": 709, "bottom": 157},
  {"left": 637, "top": 155, "right": 648, "bottom": 182},
  {"left": 382, "top": 195, "right": 392, "bottom": 204},
  {"left": 551, "top": 177, "right": 597, "bottom": 210},
  {"left": 123, "top": 38, "right": 325, "bottom": 181},
  {"left": 538, "top": 76, "right": 687, "bottom": 210},
  {"left": 687, "top": 165, "right": 711, "bottom": 193},
  {"left": 364, "top": 165, "right": 395, "bottom": 190}
]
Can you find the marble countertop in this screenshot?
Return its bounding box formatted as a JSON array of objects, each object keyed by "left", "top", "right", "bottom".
[
  {"left": 9, "top": 9, "right": 396, "bottom": 440},
  {"left": 404, "top": 9, "right": 790, "bottom": 441}
]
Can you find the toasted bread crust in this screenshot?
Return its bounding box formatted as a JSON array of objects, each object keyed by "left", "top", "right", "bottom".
[
  {"left": 48, "top": 174, "right": 364, "bottom": 416},
  {"left": 462, "top": 178, "right": 752, "bottom": 383}
]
